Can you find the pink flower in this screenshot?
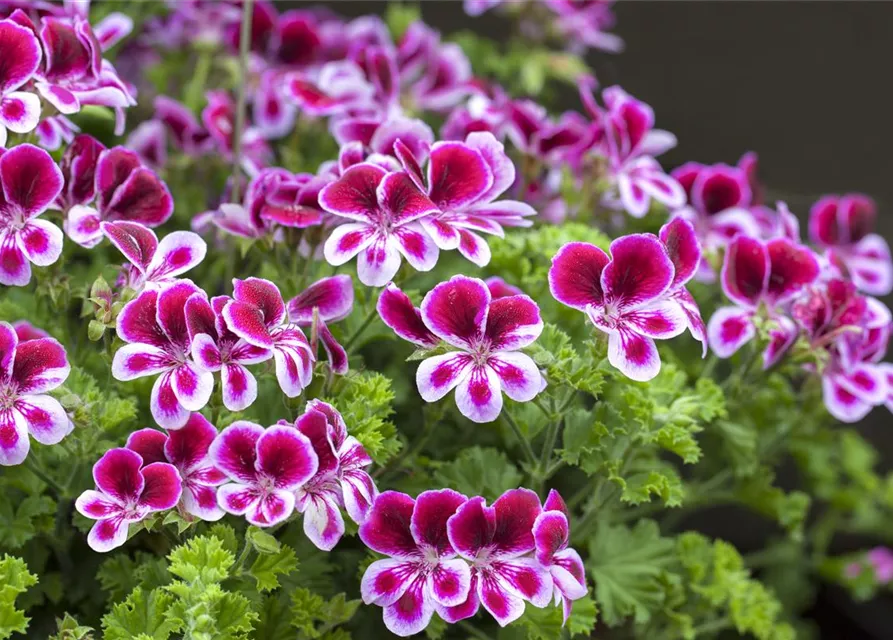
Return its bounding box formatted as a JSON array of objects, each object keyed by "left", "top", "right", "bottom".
[
  {"left": 395, "top": 131, "right": 535, "bottom": 267},
  {"left": 485, "top": 276, "right": 524, "bottom": 299},
  {"left": 11, "top": 320, "right": 49, "bottom": 342},
  {"left": 154, "top": 95, "right": 212, "bottom": 155},
  {"left": 202, "top": 89, "right": 271, "bottom": 174},
  {"left": 443, "top": 488, "right": 552, "bottom": 626},
  {"left": 360, "top": 489, "right": 472, "bottom": 637},
  {"left": 809, "top": 194, "right": 892, "bottom": 296},
  {"left": 707, "top": 235, "right": 820, "bottom": 365},
  {"left": 112, "top": 281, "right": 214, "bottom": 429},
  {"left": 0, "top": 321, "right": 71, "bottom": 466},
  {"left": 867, "top": 547, "right": 893, "bottom": 584},
  {"left": 286, "top": 59, "right": 375, "bottom": 117},
  {"left": 286, "top": 275, "right": 354, "bottom": 375},
  {"left": 0, "top": 18, "right": 42, "bottom": 145},
  {"left": 222, "top": 277, "right": 314, "bottom": 398},
  {"left": 64, "top": 146, "right": 174, "bottom": 248},
  {"left": 0, "top": 144, "right": 64, "bottom": 286},
  {"left": 126, "top": 119, "right": 167, "bottom": 169},
  {"left": 319, "top": 163, "right": 440, "bottom": 287},
  {"left": 288, "top": 400, "right": 377, "bottom": 550},
  {"left": 658, "top": 218, "right": 708, "bottom": 355},
  {"left": 547, "top": 0, "right": 624, "bottom": 54},
  {"left": 34, "top": 114, "right": 79, "bottom": 151},
  {"left": 379, "top": 276, "right": 545, "bottom": 423},
  {"left": 75, "top": 448, "right": 181, "bottom": 552},
  {"left": 532, "top": 490, "right": 587, "bottom": 623},
  {"left": 56, "top": 133, "right": 104, "bottom": 211},
  {"left": 209, "top": 420, "right": 318, "bottom": 527},
  {"left": 125, "top": 413, "right": 227, "bottom": 521},
  {"left": 102, "top": 221, "right": 206, "bottom": 292},
  {"left": 185, "top": 293, "right": 272, "bottom": 412},
  {"left": 549, "top": 235, "right": 689, "bottom": 381}
]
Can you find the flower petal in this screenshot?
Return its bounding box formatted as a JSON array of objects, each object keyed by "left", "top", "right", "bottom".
[
  {"left": 494, "top": 556, "right": 553, "bottom": 608},
  {"left": 622, "top": 299, "right": 688, "bottom": 339},
  {"left": 823, "top": 375, "right": 873, "bottom": 423},
  {"left": 12, "top": 337, "right": 70, "bottom": 393},
  {"left": 255, "top": 489, "right": 297, "bottom": 526},
  {"left": 287, "top": 274, "right": 354, "bottom": 324},
  {"left": 377, "top": 283, "right": 439, "bottom": 348},
  {"left": 145, "top": 230, "right": 207, "bottom": 281},
  {"left": 115, "top": 289, "right": 166, "bottom": 346},
  {"left": 437, "top": 572, "right": 480, "bottom": 623},
  {"left": 447, "top": 496, "right": 495, "bottom": 559},
  {"left": 223, "top": 300, "right": 274, "bottom": 349},
  {"left": 209, "top": 421, "right": 264, "bottom": 483},
  {"left": 607, "top": 328, "right": 662, "bottom": 381},
  {"left": 0, "top": 408, "right": 29, "bottom": 466},
  {"left": 848, "top": 235, "right": 893, "bottom": 296},
  {"left": 428, "top": 558, "right": 472, "bottom": 608},
  {"left": 14, "top": 394, "right": 69, "bottom": 445},
  {"left": 75, "top": 489, "right": 122, "bottom": 520},
  {"left": 393, "top": 223, "right": 439, "bottom": 272},
  {"left": 319, "top": 162, "right": 386, "bottom": 221},
  {"left": 411, "top": 488, "right": 468, "bottom": 555},
  {"left": 294, "top": 409, "right": 339, "bottom": 477},
  {"left": 722, "top": 235, "right": 769, "bottom": 308},
  {"left": 382, "top": 575, "right": 434, "bottom": 638},
  {"left": 183, "top": 482, "right": 225, "bottom": 521},
  {"left": 318, "top": 320, "right": 349, "bottom": 375},
  {"left": 421, "top": 275, "right": 490, "bottom": 349},
  {"left": 0, "top": 21, "right": 41, "bottom": 94},
  {"left": 488, "top": 352, "right": 544, "bottom": 403},
  {"left": 465, "top": 131, "right": 515, "bottom": 203},
  {"left": 707, "top": 306, "right": 756, "bottom": 359},
  {"left": 427, "top": 141, "right": 493, "bottom": 210},
  {"left": 533, "top": 510, "right": 569, "bottom": 566},
  {"left": 87, "top": 517, "right": 129, "bottom": 553},
  {"left": 548, "top": 242, "right": 609, "bottom": 310},
  {"left": 484, "top": 295, "right": 543, "bottom": 351},
  {"left": 361, "top": 558, "right": 417, "bottom": 606},
  {"left": 18, "top": 218, "right": 62, "bottom": 267},
  {"left": 490, "top": 488, "right": 540, "bottom": 556},
  {"left": 323, "top": 222, "right": 376, "bottom": 266},
  {"left": 416, "top": 352, "right": 474, "bottom": 403},
  {"left": 455, "top": 364, "right": 503, "bottom": 423},
  {"left": 356, "top": 234, "right": 402, "bottom": 287},
  {"left": 164, "top": 412, "right": 218, "bottom": 472},
  {"left": 359, "top": 490, "right": 419, "bottom": 558},
  {"left": 111, "top": 343, "right": 170, "bottom": 381},
  {"left": 479, "top": 570, "right": 526, "bottom": 627},
  {"left": 138, "top": 461, "right": 182, "bottom": 511},
  {"left": 300, "top": 491, "right": 345, "bottom": 551},
  {"left": 101, "top": 220, "right": 158, "bottom": 272},
  {"left": 602, "top": 234, "right": 675, "bottom": 309},
  {"left": 232, "top": 277, "right": 286, "bottom": 328},
  {"left": 836, "top": 364, "right": 888, "bottom": 405},
  {"left": 256, "top": 425, "right": 318, "bottom": 490},
  {"left": 150, "top": 371, "right": 190, "bottom": 430},
  {"left": 378, "top": 171, "right": 439, "bottom": 225},
  {"left": 93, "top": 448, "right": 145, "bottom": 503},
  {"left": 104, "top": 167, "right": 174, "bottom": 227},
  {"left": 341, "top": 464, "right": 378, "bottom": 524},
  {"left": 217, "top": 483, "right": 260, "bottom": 516},
  {"left": 456, "top": 228, "right": 492, "bottom": 267},
  {"left": 660, "top": 217, "right": 700, "bottom": 289},
  {"left": 156, "top": 281, "right": 201, "bottom": 348},
  {"left": 762, "top": 315, "right": 798, "bottom": 369},
  {"left": 0, "top": 232, "right": 29, "bottom": 286},
  {"left": 271, "top": 326, "right": 313, "bottom": 397},
  {"left": 419, "top": 216, "right": 461, "bottom": 250},
  {"left": 221, "top": 363, "right": 258, "bottom": 411},
  {"left": 125, "top": 428, "right": 168, "bottom": 465},
  {"left": 0, "top": 144, "right": 64, "bottom": 216},
  {"left": 170, "top": 361, "right": 213, "bottom": 413},
  {"left": 0, "top": 92, "right": 41, "bottom": 134},
  {"left": 765, "top": 238, "right": 820, "bottom": 305}
]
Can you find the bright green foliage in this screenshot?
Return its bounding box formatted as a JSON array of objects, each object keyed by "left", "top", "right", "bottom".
[
  {"left": 329, "top": 371, "right": 401, "bottom": 464},
  {"left": 49, "top": 613, "right": 95, "bottom": 639},
  {"left": 249, "top": 545, "right": 298, "bottom": 592},
  {"left": 0, "top": 494, "right": 55, "bottom": 549},
  {"left": 101, "top": 588, "right": 178, "bottom": 640},
  {"left": 0, "top": 556, "right": 37, "bottom": 639},
  {"left": 290, "top": 589, "right": 360, "bottom": 639}
]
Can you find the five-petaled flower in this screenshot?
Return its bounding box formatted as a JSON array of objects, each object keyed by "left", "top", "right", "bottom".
[
  {"left": 75, "top": 448, "right": 182, "bottom": 552},
  {"left": 0, "top": 321, "right": 72, "bottom": 466},
  {"left": 378, "top": 275, "right": 545, "bottom": 423},
  {"left": 125, "top": 413, "right": 228, "bottom": 521},
  {"left": 0, "top": 144, "right": 65, "bottom": 286},
  {"left": 288, "top": 400, "right": 378, "bottom": 550},
  {"left": 548, "top": 234, "right": 693, "bottom": 381},
  {"left": 707, "top": 235, "right": 820, "bottom": 366},
  {"left": 209, "top": 421, "right": 318, "bottom": 527},
  {"left": 0, "top": 19, "right": 42, "bottom": 145},
  {"left": 360, "top": 489, "right": 471, "bottom": 637},
  {"left": 102, "top": 221, "right": 207, "bottom": 291},
  {"left": 286, "top": 275, "right": 355, "bottom": 375},
  {"left": 444, "top": 488, "right": 553, "bottom": 626},
  {"left": 112, "top": 281, "right": 214, "bottom": 429},
  {"left": 319, "top": 163, "right": 440, "bottom": 287},
  {"left": 532, "top": 490, "right": 588, "bottom": 623}
]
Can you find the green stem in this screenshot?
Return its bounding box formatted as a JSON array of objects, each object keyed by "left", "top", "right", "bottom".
[
  {"left": 457, "top": 620, "right": 492, "bottom": 640},
  {"left": 691, "top": 617, "right": 732, "bottom": 637},
  {"left": 234, "top": 537, "right": 253, "bottom": 575},
  {"left": 25, "top": 456, "right": 66, "bottom": 496},
  {"left": 502, "top": 409, "right": 538, "bottom": 470},
  {"left": 230, "top": 0, "right": 254, "bottom": 203},
  {"left": 344, "top": 305, "right": 379, "bottom": 353},
  {"left": 184, "top": 47, "right": 213, "bottom": 112}
]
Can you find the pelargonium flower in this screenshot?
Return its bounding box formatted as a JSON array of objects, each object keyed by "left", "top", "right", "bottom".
[
  {"left": 286, "top": 59, "right": 375, "bottom": 117},
  {"left": 11, "top": 320, "right": 48, "bottom": 342},
  {"left": 154, "top": 95, "right": 212, "bottom": 156},
  {"left": 0, "top": 144, "right": 65, "bottom": 286},
  {"left": 658, "top": 218, "right": 708, "bottom": 354},
  {"left": 330, "top": 116, "right": 433, "bottom": 168},
  {"left": 707, "top": 235, "right": 820, "bottom": 364},
  {"left": 548, "top": 235, "right": 690, "bottom": 381},
  {"left": 532, "top": 490, "right": 587, "bottom": 623},
  {"left": 547, "top": 0, "right": 624, "bottom": 54},
  {"left": 35, "top": 114, "right": 79, "bottom": 151},
  {"left": 185, "top": 294, "right": 272, "bottom": 412},
  {"left": 320, "top": 163, "right": 440, "bottom": 287},
  {"left": 288, "top": 400, "right": 378, "bottom": 550},
  {"left": 127, "top": 119, "right": 167, "bottom": 169},
  {"left": 0, "top": 321, "right": 71, "bottom": 466},
  {"left": 286, "top": 275, "right": 354, "bottom": 375},
  {"left": 444, "top": 488, "right": 552, "bottom": 626},
  {"left": 125, "top": 413, "right": 227, "bottom": 521},
  {"left": 75, "top": 448, "right": 181, "bottom": 552},
  {"left": 201, "top": 89, "right": 271, "bottom": 175},
  {"left": 209, "top": 421, "right": 318, "bottom": 527},
  {"left": 378, "top": 276, "right": 545, "bottom": 423},
  {"left": 65, "top": 146, "right": 174, "bottom": 248},
  {"left": 360, "top": 489, "right": 471, "bottom": 637},
  {"left": 222, "top": 277, "right": 315, "bottom": 397},
  {"left": 112, "top": 281, "right": 214, "bottom": 429},
  {"left": 394, "top": 131, "right": 535, "bottom": 267},
  {"left": 0, "top": 19, "right": 42, "bottom": 145},
  {"left": 485, "top": 276, "right": 524, "bottom": 299},
  {"left": 56, "top": 133, "right": 104, "bottom": 211},
  {"left": 102, "top": 221, "right": 207, "bottom": 291},
  {"left": 809, "top": 194, "right": 892, "bottom": 296}
]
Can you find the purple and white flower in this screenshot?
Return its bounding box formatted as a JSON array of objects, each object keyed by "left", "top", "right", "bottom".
[
  {"left": 286, "top": 275, "right": 354, "bottom": 375},
  {"left": 209, "top": 420, "right": 318, "bottom": 527},
  {"left": 360, "top": 489, "right": 471, "bottom": 637},
  {"left": 532, "top": 490, "right": 587, "bottom": 623},
  {"left": 102, "top": 221, "right": 206, "bottom": 291},
  {"left": 0, "top": 321, "right": 71, "bottom": 465},
  {"left": 378, "top": 276, "right": 545, "bottom": 423},
  {"left": 75, "top": 448, "right": 181, "bottom": 552},
  {"left": 0, "top": 18, "right": 42, "bottom": 145},
  {"left": 125, "top": 413, "right": 228, "bottom": 522}
]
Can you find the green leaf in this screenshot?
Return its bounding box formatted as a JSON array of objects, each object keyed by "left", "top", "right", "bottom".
[
  {"left": 168, "top": 534, "right": 234, "bottom": 583},
  {"left": 97, "top": 553, "right": 170, "bottom": 602},
  {"left": 249, "top": 545, "right": 298, "bottom": 592},
  {"left": 330, "top": 371, "right": 401, "bottom": 465},
  {"left": 432, "top": 447, "right": 522, "bottom": 502},
  {"left": 0, "top": 494, "right": 55, "bottom": 548},
  {"left": 49, "top": 613, "right": 95, "bottom": 639},
  {"left": 587, "top": 520, "right": 675, "bottom": 626},
  {"left": 247, "top": 526, "right": 282, "bottom": 554},
  {"left": 290, "top": 589, "right": 359, "bottom": 639},
  {"left": 252, "top": 594, "right": 294, "bottom": 640},
  {"left": 0, "top": 555, "right": 37, "bottom": 640},
  {"left": 101, "top": 587, "right": 177, "bottom": 640}
]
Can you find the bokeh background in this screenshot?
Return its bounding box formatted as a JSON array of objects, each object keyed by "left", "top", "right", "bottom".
[{"left": 313, "top": 2, "right": 893, "bottom": 637}]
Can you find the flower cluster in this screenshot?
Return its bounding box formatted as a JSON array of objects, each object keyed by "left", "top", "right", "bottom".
[
  {"left": 111, "top": 274, "right": 351, "bottom": 425},
  {"left": 379, "top": 275, "right": 545, "bottom": 423},
  {"left": 0, "top": 4, "right": 135, "bottom": 146},
  {"left": 360, "top": 487, "right": 585, "bottom": 636},
  {"left": 549, "top": 219, "right": 706, "bottom": 381},
  {"left": 76, "top": 401, "right": 377, "bottom": 552}
]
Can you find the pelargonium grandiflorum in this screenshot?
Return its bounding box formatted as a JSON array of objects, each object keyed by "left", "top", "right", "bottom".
[{"left": 4, "top": 2, "right": 893, "bottom": 639}]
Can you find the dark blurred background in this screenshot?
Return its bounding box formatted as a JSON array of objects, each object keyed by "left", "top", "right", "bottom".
[{"left": 320, "top": 2, "right": 893, "bottom": 637}]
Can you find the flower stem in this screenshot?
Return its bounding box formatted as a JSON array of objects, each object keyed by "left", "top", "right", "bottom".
[
  {"left": 230, "top": 0, "right": 254, "bottom": 203},
  {"left": 344, "top": 305, "right": 379, "bottom": 353},
  {"left": 25, "top": 456, "right": 66, "bottom": 497},
  {"left": 502, "top": 409, "right": 538, "bottom": 470},
  {"left": 457, "top": 620, "right": 492, "bottom": 640}
]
